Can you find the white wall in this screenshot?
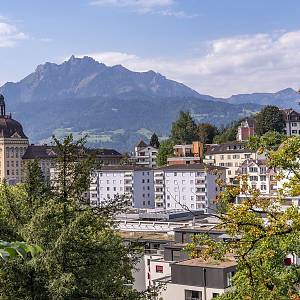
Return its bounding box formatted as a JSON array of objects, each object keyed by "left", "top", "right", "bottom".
[
  {"left": 90, "top": 169, "right": 155, "bottom": 209},
  {"left": 158, "top": 282, "right": 227, "bottom": 300}
]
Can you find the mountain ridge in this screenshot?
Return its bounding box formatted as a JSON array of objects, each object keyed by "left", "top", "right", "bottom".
[{"left": 0, "top": 56, "right": 298, "bottom": 150}]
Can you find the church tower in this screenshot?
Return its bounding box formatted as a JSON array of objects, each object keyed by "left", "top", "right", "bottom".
[{"left": 0, "top": 94, "right": 29, "bottom": 184}]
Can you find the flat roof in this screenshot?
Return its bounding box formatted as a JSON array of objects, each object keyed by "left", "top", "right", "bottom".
[
  {"left": 176, "top": 257, "right": 237, "bottom": 269},
  {"left": 155, "top": 163, "right": 226, "bottom": 171}
]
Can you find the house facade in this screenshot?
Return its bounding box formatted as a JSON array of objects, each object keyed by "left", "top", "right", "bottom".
[
  {"left": 89, "top": 166, "right": 155, "bottom": 208},
  {"left": 153, "top": 164, "right": 226, "bottom": 213}
]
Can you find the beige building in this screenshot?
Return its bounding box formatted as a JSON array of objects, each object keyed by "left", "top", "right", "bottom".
[
  {"left": 0, "top": 95, "right": 29, "bottom": 184},
  {"left": 204, "top": 141, "right": 259, "bottom": 185}
]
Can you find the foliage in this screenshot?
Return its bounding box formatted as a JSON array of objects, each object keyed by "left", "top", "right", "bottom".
[
  {"left": 0, "top": 241, "right": 42, "bottom": 260},
  {"left": 171, "top": 111, "right": 197, "bottom": 144},
  {"left": 213, "top": 120, "right": 240, "bottom": 144},
  {"left": 196, "top": 123, "right": 218, "bottom": 144},
  {"left": 156, "top": 139, "right": 175, "bottom": 166},
  {"left": 0, "top": 135, "right": 152, "bottom": 299},
  {"left": 149, "top": 133, "right": 160, "bottom": 148},
  {"left": 185, "top": 137, "right": 300, "bottom": 300},
  {"left": 255, "top": 105, "right": 286, "bottom": 136},
  {"left": 247, "top": 131, "right": 287, "bottom": 153}
]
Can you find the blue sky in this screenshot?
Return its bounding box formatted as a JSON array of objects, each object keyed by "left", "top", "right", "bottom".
[{"left": 0, "top": 0, "right": 300, "bottom": 97}]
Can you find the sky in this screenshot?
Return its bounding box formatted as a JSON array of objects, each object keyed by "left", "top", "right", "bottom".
[{"left": 0, "top": 0, "right": 300, "bottom": 97}]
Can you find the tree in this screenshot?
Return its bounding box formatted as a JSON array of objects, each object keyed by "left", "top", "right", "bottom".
[
  {"left": 255, "top": 105, "right": 286, "bottom": 136},
  {"left": 156, "top": 139, "right": 174, "bottom": 166},
  {"left": 0, "top": 135, "right": 151, "bottom": 299},
  {"left": 171, "top": 111, "right": 197, "bottom": 144},
  {"left": 213, "top": 120, "right": 240, "bottom": 144},
  {"left": 185, "top": 136, "right": 300, "bottom": 300},
  {"left": 149, "top": 133, "right": 160, "bottom": 148},
  {"left": 196, "top": 123, "right": 218, "bottom": 144},
  {"left": 247, "top": 131, "right": 287, "bottom": 153}
]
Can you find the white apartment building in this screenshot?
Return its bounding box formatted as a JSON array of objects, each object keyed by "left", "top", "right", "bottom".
[
  {"left": 204, "top": 141, "right": 259, "bottom": 185},
  {"left": 236, "top": 159, "right": 277, "bottom": 200},
  {"left": 89, "top": 166, "right": 155, "bottom": 209},
  {"left": 282, "top": 109, "right": 300, "bottom": 136},
  {"left": 154, "top": 164, "right": 226, "bottom": 213},
  {"left": 132, "top": 140, "right": 158, "bottom": 168}
]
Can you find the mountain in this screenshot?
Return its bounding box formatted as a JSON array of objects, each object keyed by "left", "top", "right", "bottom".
[
  {"left": 0, "top": 55, "right": 202, "bottom": 104},
  {"left": 224, "top": 88, "right": 300, "bottom": 110},
  {"left": 0, "top": 56, "right": 274, "bottom": 151}
]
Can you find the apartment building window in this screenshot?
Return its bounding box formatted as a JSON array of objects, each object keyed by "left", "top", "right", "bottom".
[
  {"left": 250, "top": 176, "right": 258, "bottom": 181},
  {"left": 249, "top": 167, "right": 258, "bottom": 172},
  {"left": 292, "top": 130, "right": 297, "bottom": 134},
  {"left": 261, "top": 184, "right": 267, "bottom": 190},
  {"left": 106, "top": 187, "right": 110, "bottom": 191},
  {"left": 292, "top": 122, "right": 298, "bottom": 127},
  {"left": 185, "top": 290, "right": 202, "bottom": 300},
  {"left": 113, "top": 187, "right": 116, "bottom": 191},
  {"left": 245, "top": 154, "right": 251, "bottom": 158},
  {"left": 106, "top": 180, "right": 109, "bottom": 184},
  {"left": 228, "top": 170, "right": 231, "bottom": 175},
  {"left": 142, "top": 179, "right": 145, "bottom": 183},
  {"left": 220, "top": 155, "right": 224, "bottom": 160},
  {"left": 260, "top": 175, "right": 267, "bottom": 181},
  {"left": 174, "top": 172, "right": 177, "bottom": 176},
  {"left": 6, "top": 170, "right": 9, "bottom": 176},
  {"left": 155, "top": 265, "right": 163, "bottom": 273},
  {"left": 212, "top": 293, "right": 219, "bottom": 298},
  {"left": 147, "top": 179, "right": 150, "bottom": 183},
  {"left": 182, "top": 180, "right": 186, "bottom": 184},
  {"left": 7, "top": 161, "right": 9, "bottom": 168},
  {"left": 174, "top": 180, "right": 178, "bottom": 184},
  {"left": 99, "top": 173, "right": 103, "bottom": 177},
  {"left": 227, "top": 155, "right": 231, "bottom": 159}
]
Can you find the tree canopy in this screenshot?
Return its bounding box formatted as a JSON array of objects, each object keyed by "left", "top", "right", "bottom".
[
  {"left": 185, "top": 136, "right": 300, "bottom": 300},
  {"left": 255, "top": 105, "right": 286, "bottom": 136},
  {"left": 149, "top": 133, "right": 160, "bottom": 148},
  {"left": 171, "top": 111, "right": 197, "bottom": 144},
  {"left": 196, "top": 123, "right": 218, "bottom": 144},
  {"left": 156, "top": 139, "right": 174, "bottom": 166},
  {"left": 0, "top": 135, "right": 152, "bottom": 299}
]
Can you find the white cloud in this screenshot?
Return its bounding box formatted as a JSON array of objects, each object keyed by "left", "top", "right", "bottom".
[
  {"left": 90, "top": 0, "right": 195, "bottom": 18},
  {"left": 0, "top": 21, "right": 27, "bottom": 48},
  {"left": 76, "top": 30, "right": 300, "bottom": 97}
]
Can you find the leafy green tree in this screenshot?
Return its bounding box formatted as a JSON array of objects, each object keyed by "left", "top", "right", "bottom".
[
  {"left": 149, "top": 133, "right": 160, "bottom": 148},
  {"left": 247, "top": 131, "right": 287, "bottom": 153},
  {"left": 213, "top": 120, "right": 240, "bottom": 144},
  {"left": 196, "top": 123, "right": 218, "bottom": 144},
  {"left": 171, "top": 111, "right": 197, "bottom": 144},
  {"left": 255, "top": 105, "right": 286, "bottom": 136},
  {"left": 156, "top": 139, "right": 174, "bottom": 166},
  {"left": 185, "top": 136, "right": 300, "bottom": 300},
  {"left": 0, "top": 135, "right": 151, "bottom": 299}
]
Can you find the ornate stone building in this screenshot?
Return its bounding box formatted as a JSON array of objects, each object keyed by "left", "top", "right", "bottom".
[{"left": 0, "top": 94, "right": 29, "bottom": 184}]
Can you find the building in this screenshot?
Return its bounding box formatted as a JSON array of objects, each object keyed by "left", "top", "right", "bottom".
[
  {"left": 236, "top": 118, "right": 256, "bottom": 141},
  {"left": 155, "top": 257, "right": 236, "bottom": 300},
  {"left": 167, "top": 141, "right": 204, "bottom": 165},
  {"left": 0, "top": 95, "right": 29, "bottom": 184},
  {"left": 204, "top": 141, "right": 258, "bottom": 185},
  {"left": 23, "top": 144, "right": 57, "bottom": 181},
  {"left": 282, "top": 108, "right": 300, "bottom": 136},
  {"left": 87, "top": 148, "right": 123, "bottom": 165},
  {"left": 90, "top": 165, "right": 155, "bottom": 208},
  {"left": 153, "top": 164, "right": 226, "bottom": 212},
  {"left": 237, "top": 159, "right": 277, "bottom": 197},
  {"left": 132, "top": 140, "right": 158, "bottom": 168}
]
